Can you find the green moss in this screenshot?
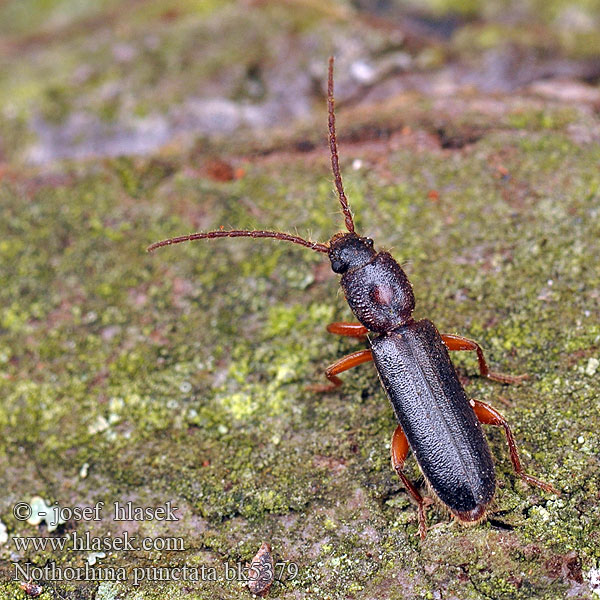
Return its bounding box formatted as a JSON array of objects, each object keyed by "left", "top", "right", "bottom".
[
  {"left": 560, "top": 29, "right": 600, "bottom": 59},
  {"left": 506, "top": 108, "right": 578, "bottom": 131}
]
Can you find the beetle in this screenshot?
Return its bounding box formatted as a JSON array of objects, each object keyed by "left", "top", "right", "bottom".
[{"left": 148, "top": 57, "right": 558, "bottom": 538}]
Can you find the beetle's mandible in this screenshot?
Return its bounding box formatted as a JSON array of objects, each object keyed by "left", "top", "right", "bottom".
[{"left": 148, "top": 57, "right": 558, "bottom": 539}]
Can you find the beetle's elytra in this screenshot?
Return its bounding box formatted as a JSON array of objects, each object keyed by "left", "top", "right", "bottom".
[{"left": 149, "top": 57, "right": 558, "bottom": 539}]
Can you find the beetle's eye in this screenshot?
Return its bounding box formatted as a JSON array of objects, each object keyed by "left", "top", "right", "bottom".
[
  {"left": 330, "top": 258, "right": 346, "bottom": 273},
  {"left": 365, "top": 238, "right": 374, "bottom": 247}
]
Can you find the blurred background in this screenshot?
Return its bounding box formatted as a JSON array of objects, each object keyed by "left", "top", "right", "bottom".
[{"left": 2, "top": 0, "right": 600, "bottom": 164}]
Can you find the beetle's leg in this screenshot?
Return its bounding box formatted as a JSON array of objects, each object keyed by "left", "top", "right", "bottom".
[
  {"left": 391, "top": 424, "right": 428, "bottom": 540},
  {"left": 310, "top": 349, "right": 373, "bottom": 393},
  {"left": 470, "top": 399, "right": 559, "bottom": 494},
  {"left": 327, "top": 322, "right": 368, "bottom": 338},
  {"left": 441, "top": 334, "right": 528, "bottom": 384}
]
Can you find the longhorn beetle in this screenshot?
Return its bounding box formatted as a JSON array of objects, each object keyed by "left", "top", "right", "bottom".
[{"left": 148, "top": 57, "right": 558, "bottom": 538}]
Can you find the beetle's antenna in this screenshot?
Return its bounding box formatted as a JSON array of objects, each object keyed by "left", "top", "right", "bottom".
[
  {"left": 328, "top": 56, "right": 355, "bottom": 234},
  {"left": 147, "top": 229, "right": 329, "bottom": 253}
]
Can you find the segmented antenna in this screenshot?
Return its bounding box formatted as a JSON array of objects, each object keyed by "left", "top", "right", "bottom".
[
  {"left": 147, "top": 58, "right": 356, "bottom": 255},
  {"left": 328, "top": 56, "right": 355, "bottom": 234},
  {"left": 147, "top": 229, "right": 329, "bottom": 253}
]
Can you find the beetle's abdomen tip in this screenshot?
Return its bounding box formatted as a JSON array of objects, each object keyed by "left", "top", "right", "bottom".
[{"left": 453, "top": 503, "right": 488, "bottom": 525}]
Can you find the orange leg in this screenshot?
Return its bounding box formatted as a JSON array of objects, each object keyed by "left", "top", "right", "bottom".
[
  {"left": 310, "top": 349, "right": 373, "bottom": 393},
  {"left": 442, "top": 333, "right": 528, "bottom": 384},
  {"left": 327, "top": 321, "right": 368, "bottom": 338},
  {"left": 470, "top": 399, "right": 559, "bottom": 494},
  {"left": 391, "top": 424, "right": 428, "bottom": 539}
]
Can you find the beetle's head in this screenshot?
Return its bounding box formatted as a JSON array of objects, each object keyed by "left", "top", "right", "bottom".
[{"left": 328, "top": 232, "right": 376, "bottom": 274}]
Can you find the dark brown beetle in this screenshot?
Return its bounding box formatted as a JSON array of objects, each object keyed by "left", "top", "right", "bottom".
[{"left": 149, "top": 57, "right": 558, "bottom": 538}]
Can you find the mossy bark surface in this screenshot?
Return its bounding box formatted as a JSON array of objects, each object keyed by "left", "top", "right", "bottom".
[{"left": 1, "top": 1, "right": 599, "bottom": 598}]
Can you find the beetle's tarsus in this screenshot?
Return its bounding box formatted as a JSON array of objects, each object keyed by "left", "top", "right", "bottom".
[
  {"left": 471, "top": 398, "right": 559, "bottom": 495},
  {"left": 441, "top": 333, "right": 528, "bottom": 385},
  {"left": 310, "top": 349, "right": 373, "bottom": 394},
  {"left": 487, "top": 371, "right": 530, "bottom": 385}
]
